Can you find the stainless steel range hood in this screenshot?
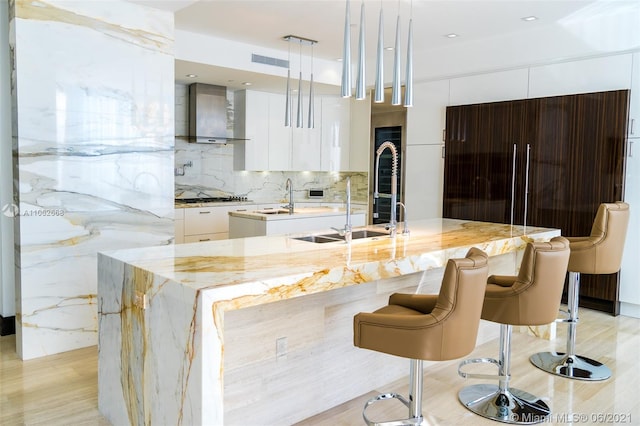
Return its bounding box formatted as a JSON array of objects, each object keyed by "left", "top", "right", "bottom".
[{"left": 188, "top": 83, "right": 247, "bottom": 144}]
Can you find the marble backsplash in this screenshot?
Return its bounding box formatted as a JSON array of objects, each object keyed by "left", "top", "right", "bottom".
[{"left": 174, "top": 84, "right": 369, "bottom": 205}]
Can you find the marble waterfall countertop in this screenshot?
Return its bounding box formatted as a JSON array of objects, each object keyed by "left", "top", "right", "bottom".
[{"left": 98, "top": 219, "right": 560, "bottom": 425}]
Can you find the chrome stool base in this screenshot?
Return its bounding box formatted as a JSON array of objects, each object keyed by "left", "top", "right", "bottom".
[
  {"left": 363, "top": 393, "right": 423, "bottom": 426},
  {"left": 530, "top": 351, "right": 611, "bottom": 381},
  {"left": 363, "top": 359, "right": 424, "bottom": 426},
  {"left": 458, "top": 384, "right": 550, "bottom": 425}
]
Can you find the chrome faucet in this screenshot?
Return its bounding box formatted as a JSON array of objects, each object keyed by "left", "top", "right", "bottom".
[
  {"left": 332, "top": 176, "right": 352, "bottom": 243},
  {"left": 397, "top": 201, "right": 410, "bottom": 235},
  {"left": 284, "top": 178, "right": 294, "bottom": 214},
  {"left": 374, "top": 141, "right": 398, "bottom": 238}
]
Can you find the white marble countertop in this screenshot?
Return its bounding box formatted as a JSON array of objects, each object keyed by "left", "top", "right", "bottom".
[{"left": 101, "top": 219, "right": 559, "bottom": 306}]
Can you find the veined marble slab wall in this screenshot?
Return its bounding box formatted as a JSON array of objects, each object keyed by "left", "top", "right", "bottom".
[
  {"left": 174, "top": 83, "right": 369, "bottom": 204},
  {"left": 10, "top": 0, "right": 174, "bottom": 359}
]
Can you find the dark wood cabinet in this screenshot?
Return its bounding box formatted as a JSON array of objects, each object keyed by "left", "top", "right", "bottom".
[{"left": 444, "top": 90, "right": 629, "bottom": 314}]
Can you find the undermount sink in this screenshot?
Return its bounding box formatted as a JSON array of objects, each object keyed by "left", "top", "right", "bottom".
[{"left": 292, "top": 229, "right": 389, "bottom": 244}]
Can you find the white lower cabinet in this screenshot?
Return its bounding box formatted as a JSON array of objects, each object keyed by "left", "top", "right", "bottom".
[{"left": 177, "top": 205, "right": 257, "bottom": 243}]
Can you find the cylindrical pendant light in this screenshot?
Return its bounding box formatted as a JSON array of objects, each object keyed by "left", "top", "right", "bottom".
[
  {"left": 355, "top": 1, "right": 366, "bottom": 100},
  {"left": 308, "top": 44, "right": 315, "bottom": 128},
  {"left": 404, "top": 17, "right": 413, "bottom": 107},
  {"left": 374, "top": 7, "right": 384, "bottom": 103},
  {"left": 285, "top": 38, "right": 291, "bottom": 126},
  {"left": 341, "top": 0, "right": 352, "bottom": 98},
  {"left": 296, "top": 40, "right": 303, "bottom": 128},
  {"left": 391, "top": 14, "right": 402, "bottom": 106}
]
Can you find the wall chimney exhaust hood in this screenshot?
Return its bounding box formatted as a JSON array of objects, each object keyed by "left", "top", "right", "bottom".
[{"left": 188, "top": 83, "right": 247, "bottom": 144}]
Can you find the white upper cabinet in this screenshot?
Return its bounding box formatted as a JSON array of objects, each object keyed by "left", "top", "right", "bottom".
[
  {"left": 628, "top": 52, "right": 639, "bottom": 138},
  {"left": 320, "top": 95, "right": 350, "bottom": 171},
  {"left": 235, "top": 90, "right": 355, "bottom": 172},
  {"left": 291, "top": 96, "right": 322, "bottom": 170},
  {"left": 407, "top": 80, "right": 450, "bottom": 145},
  {"left": 348, "top": 96, "right": 370, "bottom": 171},
  {"left": 450, "top": 69, "right": 529, "bottom": 106},
  {"left": 234, "top": 90, "right": 269, "bottom": 171},
  {"left": 528, "top": 54, "right": 632, "bottom": 99},
  {"left": 268, "top": 92, "right": 293, "bottom": 171}
]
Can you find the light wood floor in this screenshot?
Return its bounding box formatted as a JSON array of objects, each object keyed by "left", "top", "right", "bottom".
[{"left": 1, "top": 307, "right": 638, "bottom": 426}]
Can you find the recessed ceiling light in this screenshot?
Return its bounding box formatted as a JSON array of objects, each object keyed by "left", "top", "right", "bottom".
[
  {"left": 186, "top": 74, "right": 198, "bottom": 78},
  {"left": 384, "top": 46, "right": 394, "bottom": 51},
  {"left": 337, "top": 58, "right": 343, "bottom": 62},
  {"left": 445, "top": 33, "right": 459, "bottom": 38},
  {"left": 521, "top": 16, "right": 538, "bottom": 22},
  {"left": 242, "top": 82, "right": 252, "bottom": 86}
]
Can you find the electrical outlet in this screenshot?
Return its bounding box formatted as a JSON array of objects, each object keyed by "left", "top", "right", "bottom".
[
  {"left": 133, "top": 291, "right": 147, "bottom": 309},
  {"left": 276, "top": 337, "right": 287, "bottom": 359}
]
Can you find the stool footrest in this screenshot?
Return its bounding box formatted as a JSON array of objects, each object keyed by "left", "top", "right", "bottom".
[
  {"left": 363, "top": 393, "right": 423, "bottom": 426},
  {"left": 458, "top": 357, "right": 509, "bottom": 380}
]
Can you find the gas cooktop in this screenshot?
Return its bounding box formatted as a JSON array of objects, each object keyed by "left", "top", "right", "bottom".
[{"left": 176, "top": 196, "right": 249, "bottom": 204}]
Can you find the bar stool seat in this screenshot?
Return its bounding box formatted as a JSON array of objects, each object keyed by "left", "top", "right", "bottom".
[
  {"left": 353, "top": 247, "right": 489, "bottom": 426},
  {"left": 530, "top": 201, "right": 630, "bottom": 381},
  {"left": 458, "top": 237, "right": 570, "bottom": 425}
]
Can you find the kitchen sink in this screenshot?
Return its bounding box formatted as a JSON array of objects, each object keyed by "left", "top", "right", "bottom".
[
  {"left": 255, "top": 209, "right": 291, "bottom": 215},
  {"left": 292, "top": 229, "right": 389, "bottom": 244},
  {"left": 292, "top": 235, "right": 343, "bottom": 243}
]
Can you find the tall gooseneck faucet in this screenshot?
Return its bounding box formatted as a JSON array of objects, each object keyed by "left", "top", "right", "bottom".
[
  {"left": 374, "top": 141, "right": 398, "bottom": 237},
  {"left": 285, "top": 178, "right": 294, "bottom": 215}
]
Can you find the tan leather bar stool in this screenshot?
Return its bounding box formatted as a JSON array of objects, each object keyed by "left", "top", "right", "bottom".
[
  {"left": 458, "top": 237, "right": 570, "bottom": 425},
  {"left": 530, "top": 202, "right": 630, "bottom": 381},
  {"left": 353, "top": 248, "right": 489, "bottom": 426}
]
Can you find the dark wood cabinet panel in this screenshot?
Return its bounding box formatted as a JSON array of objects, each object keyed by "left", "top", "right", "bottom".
[{"left": 444, "top": 90, "right": 629, "bottom": 314}]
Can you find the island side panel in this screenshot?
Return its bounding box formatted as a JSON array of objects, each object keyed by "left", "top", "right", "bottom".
[{"left": 98, "top": 254, "right": 209, "bottom": 425}]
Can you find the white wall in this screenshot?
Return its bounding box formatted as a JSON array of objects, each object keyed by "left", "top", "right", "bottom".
[{"left": 0, "top": 0, "right": 15, "bottom": 321}]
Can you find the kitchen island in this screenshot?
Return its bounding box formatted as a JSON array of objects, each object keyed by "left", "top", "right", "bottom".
[{"left": 98, "top": 219, "right": 559, "bottom": 425}]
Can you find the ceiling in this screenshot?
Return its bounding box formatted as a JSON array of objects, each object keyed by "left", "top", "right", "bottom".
[{"left": 131, "top": 0, "right": 640, "bottom": 93}]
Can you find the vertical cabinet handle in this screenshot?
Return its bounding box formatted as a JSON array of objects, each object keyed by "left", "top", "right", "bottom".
[
  {"left": 510, "top": 144, "right": 517, "bottom": 228},
  {"left": 630, "top": 140, "right": 634, "bottom": 157},
  {"left": 631, "top": 118, "right": 635, "bottom": 136},
  {"left": 523, "top": 144, "right": 531, "bottom": 235}
]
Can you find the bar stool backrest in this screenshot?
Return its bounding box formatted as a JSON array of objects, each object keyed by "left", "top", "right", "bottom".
[
  {"left": 568, "top": 202, "right": 630, "bottom": 274},
  {"left": 481, "top": 236, "right": 570, "bottom": 326}
]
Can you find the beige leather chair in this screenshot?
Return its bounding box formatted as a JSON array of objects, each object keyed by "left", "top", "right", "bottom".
[
  {"left": 353, "top": 247, "right": 489, "bottom": 426},
  {"left": 458, "top": 237, "right": 570, "bottom": 425},
  {"left": 530, "top": 201, "right": 630, "bottom": 381}
]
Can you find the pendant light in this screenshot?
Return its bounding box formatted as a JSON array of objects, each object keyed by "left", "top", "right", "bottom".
[
  {"left": 341, "top": 0, "right": 352, "bottom": 98},
  {"left": 283, "top": 35, "right": 317, "bottom": 129},
  {"left": 404, "top": 17, "right": 413, "bottom": 107},
  {"left": 355, "top": 1, "right": 366, "bottom": 100},
  {"left": 374, "top": 4, "right": 384, "bottom": 103},
  {"left": 308, "top": 43, "right": 315, "bottom": 128},
  {"left": 285, "top": 38, "right": 291, "bottom": 127},
  {"left": 296, "top": 39, "right": 303, "bottom": 128},
  {"left": 391, "top": 13, "right": 402, "bottom": 106}
]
